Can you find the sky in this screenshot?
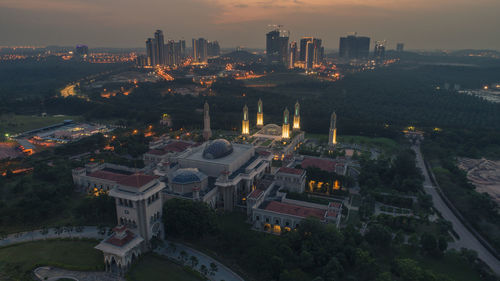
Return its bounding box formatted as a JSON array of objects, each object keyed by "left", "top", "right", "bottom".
[{"left": 1, "top": 0, "right": 499, "bottom": 50}]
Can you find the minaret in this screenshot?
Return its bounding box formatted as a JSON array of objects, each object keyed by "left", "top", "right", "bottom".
[
  {"left": 293, "top": 100, "right": 300, "bottom": 131},
  {"left": 328, "top": 112, "right": 337, "bottom": 147},
  {"left": 282, "top": 107, "right": 290, "bottom": 139},
  {"left": 203, "top": 101, "right": 212, "bottom": 141},
  {"left": 256, "top": 99, "right": 264, "bottom": 127},
  {"left": 242, "top": 104, "right": 249, "bottom": 135}
]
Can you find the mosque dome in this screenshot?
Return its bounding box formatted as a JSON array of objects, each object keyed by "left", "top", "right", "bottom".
[
  {"left": 203, "top": 139, "right": 233, "bottom": 159},
  {"left": 171, "top": 168, "right": 204, "bottom": 184}
]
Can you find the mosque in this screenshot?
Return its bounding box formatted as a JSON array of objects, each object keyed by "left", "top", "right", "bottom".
[{"left": 72, "top": 99, "right": 341, "bottom": 275}]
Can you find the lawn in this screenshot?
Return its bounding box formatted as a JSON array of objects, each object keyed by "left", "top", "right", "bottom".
[
  {"left": 0, "top": 239, "right": 103, "bottom": 280},
  {"left": 399, "top": 246, "right": 482, "bottom": 281},
  {"left": 127, "top": 254, "right": 204, "bottom": 281},
  {"left": 0, "top": 114, "right": 82, "bottom": 135}
]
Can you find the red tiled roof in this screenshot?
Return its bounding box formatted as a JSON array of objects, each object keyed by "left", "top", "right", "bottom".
[
  {"left": 105, "top": 229, "right": 136, "bottom": 247},
  {"left": 278, "top": 167, "right": 305, "bottom": 175},
  {"left": 248, "top": 189, "right": 263, "bottom": 199},
  {"left": 146, "top": 149, "right": 169, "bottom": 156},
  {"left": 117, "top": 174, "right": 158, "bottom": 188},
  {"left": 265, "top": 201, "right": 325, "bottom": 219},
  {"left": 328, "top": 202, "right": 342, "bottom": 209},
  {"left": 88, "top": 170, "right": 128, "bottom": 182},
  {"left": 301, "top": 158, "right": 339, "bottom": 173},
  {"left": 164, "top": 141, "right": 192, "bottom": 153},
  {"left": 258, "top": 150, "right": 271, "bottom": 156}
]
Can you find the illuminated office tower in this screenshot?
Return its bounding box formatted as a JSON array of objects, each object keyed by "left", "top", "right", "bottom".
[
  {"left": 328, "top": 112, "right": 337, "bottom": 147},
  {"left": 282, "top": 108, "right": 290, "bottom": 139},
  {"left": 300, "top": 37, "right": 323, "bottom": 69},
  {"left": 203, "top": 101, "right": 212, "bottom": 141},
  {"left": 266, "top": 28, "right": 289, "bottom": 65},
  {"left": 293, "top": 101, "right": 300, "bottom": 130},
  {"left": 256, "top": 99, "right": 264, "bottom": 127},
  {"left": 242, "top": 104, "right": 249, "bottom": 135}
]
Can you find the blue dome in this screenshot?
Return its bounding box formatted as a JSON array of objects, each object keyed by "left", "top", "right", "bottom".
[
  {"left": 172, "top": 169, "right": 202, "bottom": 184},
  {"left": 203, "top": 139, "right": 233, "bottom": 159}
]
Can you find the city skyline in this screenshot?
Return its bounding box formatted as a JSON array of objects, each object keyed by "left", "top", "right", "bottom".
[{"left": 1, "top": 0, "right": 500, "bottom": 50}]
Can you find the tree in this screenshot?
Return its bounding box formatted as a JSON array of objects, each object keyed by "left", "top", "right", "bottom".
[
  {"left": 169, "top": 241, "right": 177, "bottom": 253},
  {"left": 209, "top": 262, "right": 218, "bottom": 276},
  {"left": 200, "top": 264, "right": 208, "bottom": 276},
  {"left": 162, "top": 199, "right": 218, "bottom": 239},
  {"left": 179, "top": 250, "right": 188, "bottom": 265},
  {"left": 190, "top": 256, "right": 199, "bottom": 268},
  {"left": 438, "top": 236, "right": 448, "bottom": 253},
  {"left": 420, "top": 233, "right": 437, "bottom": 256}
]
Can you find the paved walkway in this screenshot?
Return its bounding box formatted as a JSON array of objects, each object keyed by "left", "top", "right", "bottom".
[
  {"left": 0, "top": 226, "right": 107, "bottom": 247},
  {"left": 413, "top": 144, "right": 500, "bottom": 275},
  {"left": 156, "top": 241, "right": 245, "bottom": 281},
  {"left": 34, "top": 266, "right": 122, "bottom": 281}
]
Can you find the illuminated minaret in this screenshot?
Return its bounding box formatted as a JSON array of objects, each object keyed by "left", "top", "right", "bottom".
[
  {"left": 293, "top": 100, "right": 300, "bottom": 131},
  {"left": 256, "top": 99, "right": 264, "bottom": 127},
  {"left": 242, "top": 104, "right": 249, "bottom": 135},
  {"left": 203, "top": 101, "right": 212, "bottom": 141},
  {"left": 282, "top": 107, "right": 290, "bottom": 139},
  {"left": 328, "top": 112, "right": 337, "bottom": 147}
]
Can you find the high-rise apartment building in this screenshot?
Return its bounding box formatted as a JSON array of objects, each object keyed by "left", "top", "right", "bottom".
[
  {"left": 339, "top": 34, "right": 370, "bottom": 59},
  {"left": 299, "top": 37, "right": 323, "bottom": 69},
  {"left": 289, "top": 41, "right": 298, "bottom": 69},
  {"left": 374, "top": 41, "right": 386, "bottom": 60},
  {"left": 145, "top": 38, "right": 154, "bottom": 66},
  {"left": 396, "top": 43, "right": 404, "bottom": 52},
  {"left": 154, "top": 30, "right": 165, "bottom": 65},
  {"left": 266, "top": 29, "right": 289, "bottom": 65},
  {"left": 207, "top": 41, "right": 220, "bottom": 57},
  {"left": 192, "top": 38, "right": 208, "bottom": 63}
]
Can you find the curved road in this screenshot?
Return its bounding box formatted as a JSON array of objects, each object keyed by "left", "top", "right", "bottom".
[
  {"left": 413, "top": 144, "right": 500, "bottom": 275},
  {"left": 0, "top": 226, "right": 244, "bottom": 281}
]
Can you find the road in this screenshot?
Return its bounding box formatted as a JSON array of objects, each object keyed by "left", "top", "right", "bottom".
[
  {"left": 413, "top": 144, "right": 500, "bottom": 275},
  {"left": 156, "top": 241, "right": 244, "bottom": 281}
]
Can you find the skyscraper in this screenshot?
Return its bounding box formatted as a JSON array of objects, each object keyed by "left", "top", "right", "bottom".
[
  {"left": 339, "top": 34, "right": 370, "bottom": 59},
  {"left": 242, "top": 104, "right": 249, "bottom": 135},
  {"left": 154, "top": 30, "right": 165, "bottom": 65},
  {"left": 207, "top": 41, "right": 220, "bottom": 57},
  {"left": 266, "top": 28, "right": 289, "bottom": 65},
  {"left": 396, "top": 43, "right": 404, "bottom": 52},
  {"left": 145, "top": 38, "right": 154, "bottom": 66},
  {"left": 282, "top": 108, "right": 290, "bottom": 139},
  {"left": 300, "top": 37, "right": 323, "bottom": 69},
  {"left": 374, "top": 41, "right": 386, "bottom": 60},
  {"left": 289, "top": 41, "right": 298, "bottom": 69},
  {"left": 193, "top": 38, "right": 208, "bottom": 63}
]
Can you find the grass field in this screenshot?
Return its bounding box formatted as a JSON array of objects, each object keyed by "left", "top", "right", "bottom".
[
  {"left": 243, "top": 72, "right": 315, "bottom": 87},
  {"left": 127, "top": 254, "right": 204, "bottom": 281},
  {"left": 0, "top": 114, "right": 82, "bottom": 135},
  {"left": 0, "top": 239, "right": 103, "bottom": 279},
  {"left": 306, "top": 133, "right": 400, "bottom": 154}
]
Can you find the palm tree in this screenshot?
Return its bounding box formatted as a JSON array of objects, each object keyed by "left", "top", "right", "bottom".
[
  {"left": 179, "top": 250, "right": 188, "bottom": 265},
  {"left": 209, "top": 262, "right": 218, "bottom": 276},
  {"left": 200, "top": 264, "right": 208, "bottom": 276},
  {"left": 190, "top": 256, "right": 199, "bottom": 268}
]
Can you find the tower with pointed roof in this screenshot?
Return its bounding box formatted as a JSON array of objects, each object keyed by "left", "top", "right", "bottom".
[
  {"left": 282, "top": 107, "right": 290, "bottom": 139},
  {"left": 293, "top": 100, "right": 300, "bottom": 131},
  {"left": 203, "top": 101, "right": 212, "bottom": 141},
  {"left": 328, "top": 112, "right": 337, "bottom": 147},
  {"left": 256, "top": 99, "right": 264, "bottom": 127},
  {"left": 242, "top": 104, "right": 250, "bottom": 135}
]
